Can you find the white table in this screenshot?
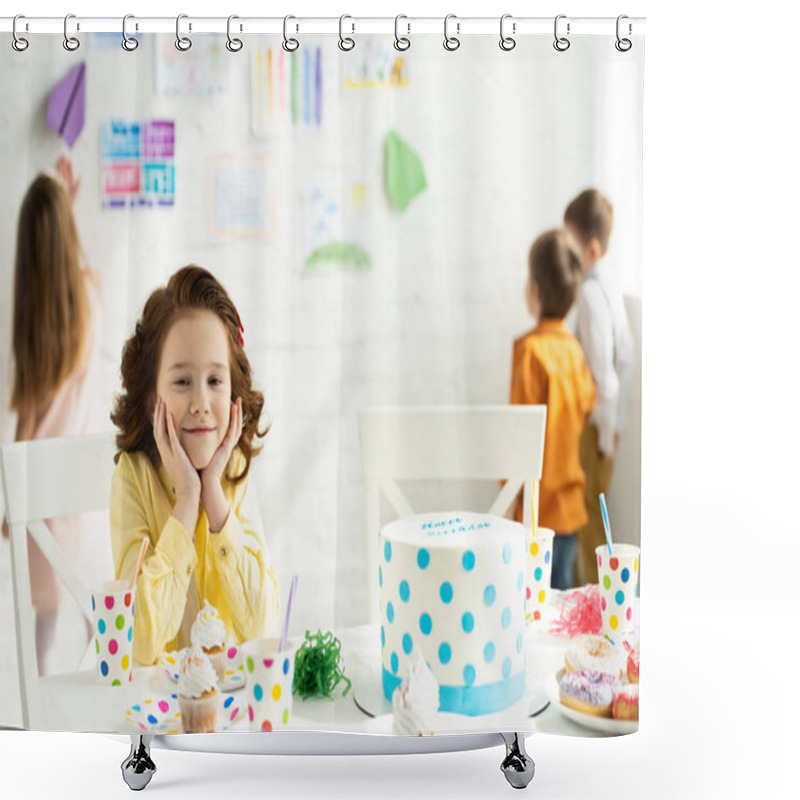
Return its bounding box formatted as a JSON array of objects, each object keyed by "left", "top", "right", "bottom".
[{"left": 32, "top": 596, "right": 637, "bottom": 739}]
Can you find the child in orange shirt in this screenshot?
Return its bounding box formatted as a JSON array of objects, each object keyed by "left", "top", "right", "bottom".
[{"left": 510, "top": 230, "right": 596, "bottom": 589}]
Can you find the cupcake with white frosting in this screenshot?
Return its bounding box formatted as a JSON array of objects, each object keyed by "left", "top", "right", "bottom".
[
  {"left": 191, "top": 600, "right": 228, "bottom": 682},
  {"left": 177, "top": 646, "right": 219, "bottom": 733},
  {"left": 392, "top": 653, "right": 440, "bottom": 736}
]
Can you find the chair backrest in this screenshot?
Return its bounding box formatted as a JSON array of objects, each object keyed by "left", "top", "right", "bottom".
[
  {"left": 0, "top": 432, "right": 117, "bottom": 729},
  {"left": 358, "top": 406, "right": 547, "bottom": 622}
]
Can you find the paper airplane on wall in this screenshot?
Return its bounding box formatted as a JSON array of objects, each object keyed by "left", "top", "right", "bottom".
[{"left": 46, "top": 62, "right": 86, "bottom": 148}]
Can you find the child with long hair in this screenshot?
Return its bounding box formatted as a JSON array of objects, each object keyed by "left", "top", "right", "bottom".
[
  {"left": 4, "top": 157, "right": 106, "bottom": 675},
  {"left": 110, "top": 265, "right": 279, "bottom": 666}
]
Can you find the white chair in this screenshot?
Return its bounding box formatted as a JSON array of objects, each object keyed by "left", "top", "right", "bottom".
[
  {"left": 0, "top": 432, "right": 117, "bottom": 729},
  {"left": 358, "top": 406, "right": 547, "bottom": 623}
]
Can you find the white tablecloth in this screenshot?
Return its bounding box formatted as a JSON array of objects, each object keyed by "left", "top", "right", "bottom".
[{"left": 32, "top": 593, "right": 637, "bottom": 738}]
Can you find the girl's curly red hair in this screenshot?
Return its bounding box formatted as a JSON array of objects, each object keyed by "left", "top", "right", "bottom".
[{"left": 111, "top": 265, "right": 267, "bottom": 482}]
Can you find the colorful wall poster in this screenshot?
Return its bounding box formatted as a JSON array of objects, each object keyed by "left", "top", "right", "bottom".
[
  {"left": 208, "top": 156, "right": 275, "bottom": 239},
  {"left": 342, "top": 38, "right": 409, "bottom": 90},
  {"left": 101, "top": 120, "right": 175, "bottom": 208},
  {"left": 251, "top": 46, "right": 323, "bottom": 138},
  {"left": 302, "top": 177, "right": 373, "bottom": 271},
  {"left": 155, "top": 35, "right": 229, "bottom": 95}
]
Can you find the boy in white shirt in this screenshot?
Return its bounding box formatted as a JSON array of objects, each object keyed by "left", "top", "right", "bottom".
[{"left": 564, "top": 189, "right": 635, "bottom": 584}]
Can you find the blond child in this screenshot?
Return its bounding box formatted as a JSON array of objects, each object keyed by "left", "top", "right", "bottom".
[
  {"left": 564, "top": 189, "right": 635, "bottom": 584},
  {"left": 511, "top": 230, "right": 596, "bottom": 590},
  {"left": 110, "top": 265, "right": 279, "bottom": 665},
  {"left": 4, "top": 158, "right": 107, "bottom": 675}
]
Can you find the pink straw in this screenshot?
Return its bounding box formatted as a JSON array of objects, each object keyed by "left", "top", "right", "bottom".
[
  {"left": 279, "top": 574, "right": 298, "bottom": 652},
  {"left": 128, "top": 538, "right": 149, "bottom": 591}
]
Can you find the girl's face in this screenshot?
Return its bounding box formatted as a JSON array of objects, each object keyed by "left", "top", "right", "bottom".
[{"left": 155, "top": 310, "right": 232, "bottom": 470}]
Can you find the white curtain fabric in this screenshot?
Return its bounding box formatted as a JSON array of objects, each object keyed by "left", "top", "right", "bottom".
[{"left": 1, "top": 31, "right": 643, "bottom": 727}]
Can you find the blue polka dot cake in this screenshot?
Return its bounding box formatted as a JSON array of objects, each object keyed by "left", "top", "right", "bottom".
[{"left": 379, "top": 512, "right": 527, "bottom": 716}]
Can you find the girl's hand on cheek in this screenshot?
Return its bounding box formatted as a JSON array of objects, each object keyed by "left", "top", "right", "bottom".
[
  {"left": 153, "top": 397, "right": 201, "bottom": 502},
  {"left": 201, "top": 397, "right": 242, "bottom": 492},
  {"left": 200, "top": 398, "right": 242, "bottom": 533}
]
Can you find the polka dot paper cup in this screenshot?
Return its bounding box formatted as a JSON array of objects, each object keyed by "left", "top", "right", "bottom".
[
  {"left": 91, "top": 580, "right": 135, "bottom": 686},
  {"left": 241, "top": 638, "right": 297, "bottom": 732},
  {"left": 526, "top": 527, "right": 554, "bottom": 623},
  {"left": 595, "top": 544, "right": 640, "bottom": 638}
]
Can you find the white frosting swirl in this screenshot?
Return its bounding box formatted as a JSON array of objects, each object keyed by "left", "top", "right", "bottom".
[
  {"left": 392, "top": 654, "right": 440, "bottom": 735},
  {"left": 178, "top": 646, "right": 218, "bottom": 698},
  {"left": 191, "top": 600, "right": 227, "bottom": 651}
]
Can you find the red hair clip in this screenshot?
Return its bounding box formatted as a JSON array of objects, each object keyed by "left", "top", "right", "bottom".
[{"left": 234, "top": 309, "right": 245, "bottom": 348}]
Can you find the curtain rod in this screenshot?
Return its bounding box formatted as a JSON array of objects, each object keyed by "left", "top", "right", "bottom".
[{"left": 1, "top": 16, "right": 646, "bottom": 37}]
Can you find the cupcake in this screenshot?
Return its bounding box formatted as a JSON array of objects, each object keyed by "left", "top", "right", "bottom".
[
  {"left": 392, "top": 653, "right": 440, "bottom": 736},
  {"left": 191, "top": 601, "right": 228, "bottom": 682},
  {"left": 177, "top": 646, "right": 219, "bottom": 733}
]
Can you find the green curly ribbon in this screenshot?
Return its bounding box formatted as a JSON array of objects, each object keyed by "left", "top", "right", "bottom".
[{"left": 292, "top": 629, "right": 352, "bottom": 700}]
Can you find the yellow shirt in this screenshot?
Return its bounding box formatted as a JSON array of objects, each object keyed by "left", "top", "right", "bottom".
[
  {"left": 110, "top": 449, "right": 279, "bottom": 665},
  {"left": 511, "top": 319, "right": 596, "bottom": 533}
]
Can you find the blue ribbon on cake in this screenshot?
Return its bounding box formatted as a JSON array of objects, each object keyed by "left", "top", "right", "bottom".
[{"left": 383, "top": 668, "right": 525, "bottom": 717}]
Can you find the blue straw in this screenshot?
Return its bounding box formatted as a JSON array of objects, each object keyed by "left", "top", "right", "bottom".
[{"left": 599, "top": 493, "right": 614, "bottom": 555}]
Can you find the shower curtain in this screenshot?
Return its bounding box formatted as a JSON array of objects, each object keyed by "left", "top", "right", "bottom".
[{"left": 0, "top": 21, "right": 644, "bottom": 738}]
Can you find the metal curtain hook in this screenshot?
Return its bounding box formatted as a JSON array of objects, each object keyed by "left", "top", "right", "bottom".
[
  {"left": 338, "top": 14, "right": 355, "bottom": 51},
  {"left": 12, "top": 14, "right": 29, "bottom": 52},
  {"left": 444, "top": 14, "right": 460, "bottom": 51},
  {"left": 394, "top": 15, "right": 410, "bottom": 51},
  {"left": 176, "top": 13, "right": 192, "bottom": 51},
  {"left": 615, "top": 15, "right": 632, "bottom": 52},
  {"left": 283, "top": 15, "right": 299, "bottom": 52},
  {"left": 499, "top": 14, "right": 516, "bottom": 51},
  {"left": 63, "top": 14, "right": 80, "bottom": 51},
  {"left": 226, "top": 15, "right": 243, "bottom": 52},
  {"left": 554, "top": 14, "right": 570, "bottom": 51},
  {"left": 122, "top": 14, "right": 138, "bottom": 51}
]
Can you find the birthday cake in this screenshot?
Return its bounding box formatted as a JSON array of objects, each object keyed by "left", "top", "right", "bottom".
[{"left": 379, "top": 512, "right": 527, "bottom": 716}]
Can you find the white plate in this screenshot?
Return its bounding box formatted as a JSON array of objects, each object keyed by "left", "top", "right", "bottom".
[
  {"left": 351, "top": 673, "right": 547, "bottom": 731},
  {"left": 160, "top": 646, "right": 246, "bottom": 692},
  {"left": 350, "top": 673, "right": 392, "bottom": 718},
  {"left": 125, "top": 691, "right": 246, "bottom": 734},
  {"left": 546, "top": 669, "right": 638, "bottom": 736}
]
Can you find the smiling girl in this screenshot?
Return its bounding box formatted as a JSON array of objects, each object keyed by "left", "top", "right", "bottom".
[{"left": 110, "top": 265, "right": 278, "bottom": 665}]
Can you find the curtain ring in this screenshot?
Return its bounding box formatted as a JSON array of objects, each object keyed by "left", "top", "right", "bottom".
[
  {"left": 12, "top": 15, "right": 29, "bottom": 52},
  {"left": 394, "top": 15, "right": 410, "bottom": 51},
  {"left": 226, "top": 15, "right": 243, "bottom": 52},
  {"left": 499, "top": 14, "right": 515, "bottom": 51},
  {"left": 175, "top": 13, "right": 192, "bottom": 51},
  {"left": 443, "top": 14, "right": 460, "bottom": 51},
  {"left": 338, "top": 14, "right": 355, "bottom": 51},
  {"left": 122, "top": 14, "right": 138, "bottom": 51},
  {"left": 615, "top": 15, "right": 632, "bottom": 52},
  {"left": 282, "top": 15, "right": 299, "bottom": 52},
  {"left": 553, "top": 14, "right": 570, "bottom": 51},
  {"left": 63, "top": 14, "right": 80, "bottom": 51}
]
